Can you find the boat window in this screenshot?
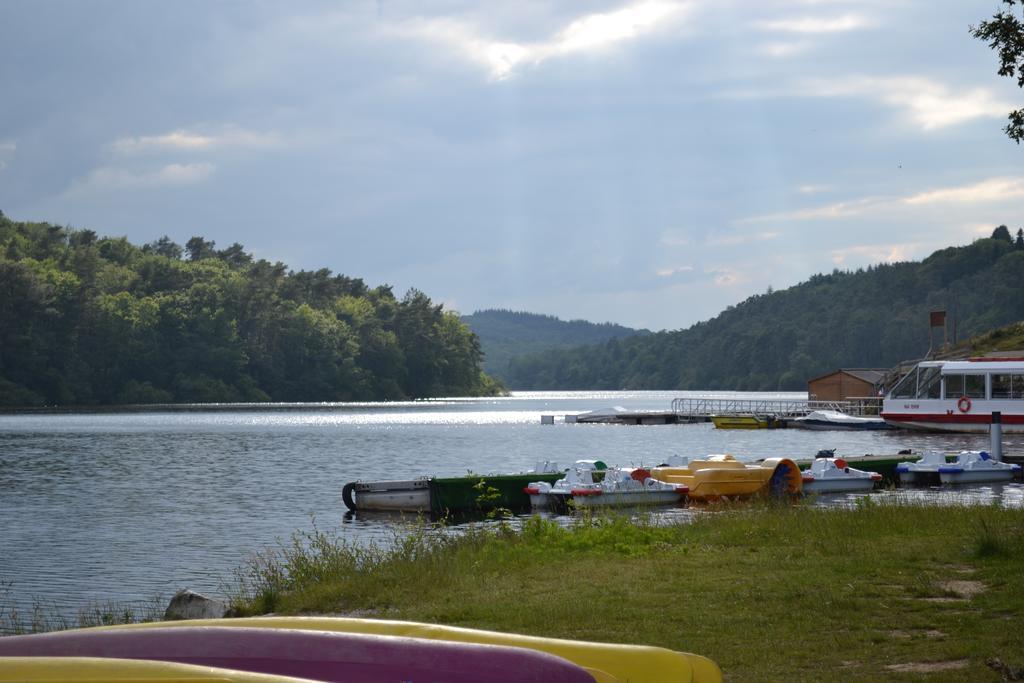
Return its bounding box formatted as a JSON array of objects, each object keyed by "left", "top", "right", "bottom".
[
  {"left": 992, "top": 374, "right": 1024, "bottom": 399},
  {"left": 944, "top": 374, "right": 962, "bottom": 399},
  {"left": 890, "top": 369, "right": 917, "bottom": 399},
  {"left": 965, "top": 374, "right": 986, "bottom": 399},
  {"left": 917, "top": 366, "right": 942, "bottom": 399}
]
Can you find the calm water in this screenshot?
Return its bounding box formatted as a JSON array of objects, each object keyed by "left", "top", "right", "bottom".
[{"left": 1, "top": 390, "right": 1019, "bottom": 619}]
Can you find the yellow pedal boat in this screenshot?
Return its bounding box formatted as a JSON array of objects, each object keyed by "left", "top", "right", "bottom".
[
  {"left": 100, "top": 616, "right": 722, "bottom": 683},
  {"left": 650, "top": 454, "right": 802, "bottom": 501}
]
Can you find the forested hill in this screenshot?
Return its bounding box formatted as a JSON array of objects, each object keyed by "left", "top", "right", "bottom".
[
  {"left": 503, "top": 231, "right": 1024, "bottom": 391},
  {"left": 461, "top": 309, "right": 649, "bottom": 379},
  {"left": 0, "top": 213, "right": 501, "bottom": 407}
]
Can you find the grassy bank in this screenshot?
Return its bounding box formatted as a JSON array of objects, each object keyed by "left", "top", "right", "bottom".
[{"left": 230, "top": 500, "right": 1024, "bottom": 681}]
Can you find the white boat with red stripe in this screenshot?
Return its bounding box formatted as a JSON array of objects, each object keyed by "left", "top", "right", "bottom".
[{"left": 881, "top": 358, "right": 1024, "bottom": 433}]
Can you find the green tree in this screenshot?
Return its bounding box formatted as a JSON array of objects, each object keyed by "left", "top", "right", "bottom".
[
  {"left": 993, "top": 224, "right": 1013, "bottom": 242},
  {"left": 972, "top": 1, "right": 1024, "bottom": 143}
]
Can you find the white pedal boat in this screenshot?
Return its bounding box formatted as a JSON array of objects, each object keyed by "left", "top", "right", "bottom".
[
  {"left": 894, "top": 451, "right": 948, "bottom": 486},
  {"left": 525, "top": 461, "right": 687, "bottom": 509},
  {"left": 800, "top": 457, "right": 882, "bottom": 494},
  {"left": 938, "top": 450, "right": 1021, "bottom": 484}
]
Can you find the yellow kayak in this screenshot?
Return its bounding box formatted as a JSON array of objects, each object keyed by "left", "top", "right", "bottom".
[
  {"left": 651, "top": 455, "right": 802, "bottom": 501},
  {"left": 100, "top": 617, "right": 722, "bottom": 683},
  {"left": 0, "top": 656, "right": 315, "bottom": 682}
]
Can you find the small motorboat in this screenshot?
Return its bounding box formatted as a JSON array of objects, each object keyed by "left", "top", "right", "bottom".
[
  {"left": 525, "top": 460, "right": 687, "bottom": 510},
  {"left": 938, "top": 450, "right": 1021, "bottom": 484},
  {"left": 801, "top": 457, "right": 882, "bottom": 494},
  {"left": 895, "top": 451, "right": 950, "bottom": 486},
  {"left": 788, "top": 410, "right": 891, "bottom": 431},
  {"left": 649, "top": 454, "right": 802, "bottom": 501}
]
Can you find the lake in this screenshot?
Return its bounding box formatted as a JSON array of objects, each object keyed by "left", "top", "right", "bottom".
[{"left": 1, "top": 390, "right": 1019, "bottom": 622}]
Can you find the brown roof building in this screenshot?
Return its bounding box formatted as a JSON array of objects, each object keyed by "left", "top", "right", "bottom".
[{"left": 807, "top": 369, "right": 887, "bottom": 402}]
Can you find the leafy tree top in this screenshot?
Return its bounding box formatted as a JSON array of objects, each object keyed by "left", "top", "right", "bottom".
[{"left": 972, "top": 0, "right": 1024, "bottom": 142}]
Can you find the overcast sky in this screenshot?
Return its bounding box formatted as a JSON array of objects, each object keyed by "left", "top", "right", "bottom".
[{"left": 2, "top": 1, "right": 1022, "bottom": 331}]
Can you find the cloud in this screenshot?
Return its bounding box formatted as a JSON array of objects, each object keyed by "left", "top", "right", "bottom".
[
  {"left": 67, "top": 163, "right": 214, "bottom": 195},
  {"left": 797, "top": 184, "right": 831, "bottom": 194},
  {"left": 742, "top": 177, "right": 1024, "bottom": 226},
  {"left": 394, "top": 1, "right": 691, "bottom": 80},
  {"left": 741, "top": 196, "right": 884, "bottom": 224},
  {"left": 800, "top": 75, "right": 1013, "bottom": 130},
  {"left": 902, "top": 177, "right": 1024, "bottom": 205},
  {"left": 707, "top": 267, "right": 745, "bottom": 287},
  {"left": 706, "top": 231, "right": 780, "bottom": 247},
  {"left": 0, "top": 141, "right": 14, "bottom": 171},
  {"left": 755, "top": 13, "right": 870, "bottom": 34},
  {"left": 829, "top": 242, "right": 922, "bottom": 265},
  {"left": 655, "top": 265, "right": 694, "bottom": 277},
  {"left": 112, "top": 128, "right": 280, "bottom": 155}
]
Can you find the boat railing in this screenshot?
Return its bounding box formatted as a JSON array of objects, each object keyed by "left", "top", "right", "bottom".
[{"left": 670, "top": 397, "right": 882, "bottom": 418}]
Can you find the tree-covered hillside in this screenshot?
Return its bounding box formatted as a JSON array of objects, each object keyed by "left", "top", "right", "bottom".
[
  {"left": 0, "top": 212, "right": 501, "bottom": 406},
  {"left": 503, "top": 231, "right": 1024, "bottom": 390},
  {"left": 461, "top": 309, "right": 648, "bottom": 380}
]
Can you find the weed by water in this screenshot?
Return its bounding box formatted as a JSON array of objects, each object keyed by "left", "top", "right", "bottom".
[{"left": 0, "top": 580, "right": 163, "bottom": 635}]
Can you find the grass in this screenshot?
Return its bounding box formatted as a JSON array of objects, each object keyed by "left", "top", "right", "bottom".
[
  {"left": 0, "top": 583, "right": 164, "bottom": 635},
  {"left": 227, "top": 499, "right": 1024, "bottom": 682}
]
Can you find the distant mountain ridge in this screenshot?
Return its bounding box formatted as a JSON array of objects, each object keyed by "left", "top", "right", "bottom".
[
  {"left": 500, "top": 233, "right": 1024, "bottom": 391},
  {"left": 461, "top": 309, "right": 649, "bottom": 380}
]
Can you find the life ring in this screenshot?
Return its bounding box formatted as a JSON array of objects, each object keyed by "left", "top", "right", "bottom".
[{"left": 957, "top": 396, "right": 972, "bottom": 413}]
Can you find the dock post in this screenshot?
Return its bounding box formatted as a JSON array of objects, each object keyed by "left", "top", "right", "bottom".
[{"left": 991, "top": 411, "right": 1003, "bottom": 462}]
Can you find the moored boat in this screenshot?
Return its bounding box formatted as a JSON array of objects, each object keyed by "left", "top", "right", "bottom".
[
  {"left": 0, "top": 627, "right": 596, "bottom": 683},
  {"left": 894, "top": 451, "right": 950, "bottom": 486},
  {"left": 881, "top": 358, "right": 1024, "bottom": 433},
  {"left": 801, "top": 457, "right": 882, "bottom": 493},
  {"left": 342, "top": 465, "right": 564, "bottom": 514},
  {"left": 788, "top": 410, "right": 891, "bottom": 431},
  {"left": 649, "top": 454, "right": 802, "bottom": 501},
  {"left": 938, "top": 450, "right": 1021, "bottom": 484},
  {"left": 525, "top": 460, "right": 687, "bottom": 510},
  {"left": 710, "top": 414, "right": 773, "bottom": 429}
]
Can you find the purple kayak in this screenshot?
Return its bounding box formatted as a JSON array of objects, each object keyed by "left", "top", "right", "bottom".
[{"left": 0, "top": 626, "right": 596, "bottom": 683}]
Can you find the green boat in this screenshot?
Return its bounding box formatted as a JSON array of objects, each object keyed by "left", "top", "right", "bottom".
[{"left": 342, "top": 470, "right": 565, "bottom": 514}]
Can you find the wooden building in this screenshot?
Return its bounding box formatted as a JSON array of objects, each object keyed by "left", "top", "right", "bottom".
[{"left": 807, "top": 369, "right": 887, "bottom": 402}]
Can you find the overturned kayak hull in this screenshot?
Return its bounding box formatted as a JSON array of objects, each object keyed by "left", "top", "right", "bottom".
[
  {"left": 100, "top": 616, "right": 722, "bottom": 683},
  {"left": 0, "top": 656, "right": 311, "bottom": 682},
  {"left": 0, "top": 626, "right": 595, "bottom": 683}
]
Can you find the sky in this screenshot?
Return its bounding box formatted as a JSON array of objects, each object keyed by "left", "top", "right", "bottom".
[{"left": 1, "top": 1, "right": 1022, "bottom": 331}]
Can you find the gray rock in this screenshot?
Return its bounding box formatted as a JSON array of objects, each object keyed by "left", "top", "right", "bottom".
[{"left": 163, "top": 589, "right": 228, "bottom": 621}]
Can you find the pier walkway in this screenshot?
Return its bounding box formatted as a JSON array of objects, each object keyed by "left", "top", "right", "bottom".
[{"left": 670, "top": 397, "right": 880, "bottom": 420}]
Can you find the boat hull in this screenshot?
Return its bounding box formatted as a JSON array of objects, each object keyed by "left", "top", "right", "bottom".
[
  {"left": 546, "top": 489, "right": 684, "bottom": 509},
  {"left": 0, "top": 627, "right": 596, "bottom": 683},
  {"left": 344, "top": 473, "right": 564, "bottom": 513},
  {"left": 937, "top": 469, "right": 1018, "bottom": 484},
  {"left": 651, "top": 457, "right": 801, "bottom": 501},
  {"left": 710, "top": 415, "right": 768, "bottom": 429},
  {"left": 100, "top": 617, "right": 723, "bottom": 683},
  {"left": 802, "top": 478, "right": 876, "bottom": 494},
  {"left": 0, "top": 657, "right": 307, "bottom": 682}
]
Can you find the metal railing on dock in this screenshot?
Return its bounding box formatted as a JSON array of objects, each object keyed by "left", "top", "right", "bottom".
[{"left": 671, "top": 397, "right": 882, "bottom": 419}]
